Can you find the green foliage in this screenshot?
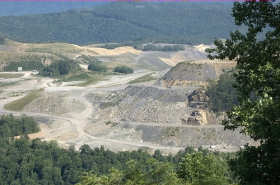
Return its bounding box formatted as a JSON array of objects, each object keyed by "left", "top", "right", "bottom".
[
  {"left": 78, "top": 145, "right": 154, "bottom": 175},
  {"left": 0, "top": 2, "right": 235, "bottom": 45},
  {"left": 88, "top": 61, "right": 107, "bottom": 72},
  {"left": 78, "top": 55, "right": 100, "bottom": 64},
  {"left": 39, "top": 59, "right": 80, "bottom": 77},
  {"left": 206, "top": 71, "right": 238, "bottom": 112},
  {"left": 98, "top": 43, "right": 129, "bottom": 49},
  {"left": 0, "top": 2, "right": 103, "bottom": 16},
  {"left": 177, "top": 152, "right": 230, "bottom": 185},
  {"left": 0, "top": 138, "right": 81, "bottom": 185},
  {"left": 229, "top": 144, "right": 279, "bottom": 185},
  {"left": 142, "top": 44, "right": 185, "bottom": 51},
  {"left": 77, "top": 160, "right": 183, "bottom": 185},
  {"left": 0, "top": 112, "right": 236, "bottom": 185},
  {"left": 207, "top": 1, "right": 280, "bottom": 185},
  {"left": 4, "top": 57, "right": 44, "bottom": 71},
  {"left": 0, "top": 116, "right": 237, "bottom": 185},
  {"left": 4, "top": 89, "right": 43, "bottom": 111},
  {"left": 113, "top": 66, "right": 133, "bottom": 74},
  {"left": 0, "top": 81, "right": 18, "bottom": 87},
  {"left": 74, "top": 74, "right": 104, "bottom": 87},
  {"left": 0, "top": 115, "right": 39, "bottom": 138},
  {"left": 0, "top": 73, "right": 24, "bottom": 79},
  {"left": 62, "top": 73, "right": 91, "bottom": 82},
  {"left": 123, "top": 160, "right": 182, "bottom": 185},
  {"left": 128, "top": 74, "right": 156, "bottom": 84},
  {"left": 0, "top": 138, "right": 155, "bottom": 185},
  {"left": 77, "top": 148, "right": 238, "bottom": 185}
]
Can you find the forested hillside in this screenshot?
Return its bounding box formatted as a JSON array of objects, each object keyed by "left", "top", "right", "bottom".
[
  {"left": 0, "top": 2, "right": 235, "bottom": 45},
  {"left": 0, "top": 2, "right": 104, "bottom": 16},
  {"left": 0, "top": 115, "right": 236, "bottom": 185}
]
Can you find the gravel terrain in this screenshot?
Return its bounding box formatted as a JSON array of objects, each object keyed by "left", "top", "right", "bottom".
[{"left": 0, "top": 60, "right": 251, "bottom": 154}]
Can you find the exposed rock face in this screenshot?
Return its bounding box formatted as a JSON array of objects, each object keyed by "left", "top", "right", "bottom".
[
  {"left": 88, "top": 86, "right": 219, "bottom": 131},
  {"left": 88, "top": 86, "right": 217, "bottom": 126},
  {"left": 162, "top": 62, "right": 217, "bottom": 81},
  {"left": 85, "top": 84, "right": 252, "bottom": 151},
  {"left": 84, "top": 59, "right": 245, "bottom": 151},
  {"left": 186, "top": 110, "right": 207, "bottom": 125},
  {"left": 97, "top": 85, "right": 191, "bottom": 124},
  {"left": 83, "top": 59, "right": 249, "bottom": 152},
  {"left": 24, "top": 92, "right": 85, "bottom": 115},
  {"left": 132, "top": 125, "right": 251, "bottom": 148},
  {"left": 158, "top": 60, "right": 236, "bottom": 88},
  {"left": 188, "top": 88, "right": 209, "bottom": 109},
  {"left": 159, "top": 62, "right": 216, "bottom": 87}
]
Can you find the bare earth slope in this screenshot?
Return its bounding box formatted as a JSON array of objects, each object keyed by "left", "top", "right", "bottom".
[
  {"left": 0, "top": 39, "right": 208, "bottom": 72},
  {"left": 158, "top": 59, "right": 236, "bottom": 87},
  {"left": 0, "top": 43, "right": 251, "bottom": 154}
]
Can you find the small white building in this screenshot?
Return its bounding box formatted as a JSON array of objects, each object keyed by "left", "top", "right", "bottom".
[{"left": 17, "top": 67, "right": 23, "bottom": 72}]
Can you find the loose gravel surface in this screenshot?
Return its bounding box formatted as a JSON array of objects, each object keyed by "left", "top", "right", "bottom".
[{"left": 0, "top": 70, "right": 251, "bottom": 154}]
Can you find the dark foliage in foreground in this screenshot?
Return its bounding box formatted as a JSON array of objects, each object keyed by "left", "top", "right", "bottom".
[
  {"left": 207, "top": 1, "right": 280, "bottom": 184},
  {"left": 0, "top": 115, "right": 235, "bottom": 185},
  {"left": 206, "top": 71, "right": 238, "bottom": 112}
]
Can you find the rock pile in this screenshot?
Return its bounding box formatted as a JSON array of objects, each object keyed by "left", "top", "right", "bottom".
[
  {"left": 159, "top": 62, "right": 217, "bottom": 87},
  {"left": 188, "top": 88, "right": 209, "bottom": 109}
]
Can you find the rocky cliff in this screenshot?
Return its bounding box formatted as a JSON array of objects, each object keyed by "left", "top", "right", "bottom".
[{"left": 158, "top": 59, "right": 236, "bottom": 88}]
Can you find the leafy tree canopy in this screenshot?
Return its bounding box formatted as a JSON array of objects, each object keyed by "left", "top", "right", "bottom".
[
  {"left": 177, "top": 152, "right": 231, "bottom": 185},
  {"left": 88, "top": 60, "right": 107, "bottom": 72},
  {"left": 0, "top": 2, "right": 235, "bottom": 45},
  {"left": 206, "top": 71, "right": 238, "bottom": 112},
  {"left": 207, "top": 1, "right": 280, "bottom": 184},
  {"left": 77, "top": 160, "right": 183, "bottom": 185},
  {"left": 0, "top": 114, "right": 39, "bottom": 138},
  {"left": 39, "top": 59, "right": 80, "bottom": 77},
  {"left": 0, "top": 114, "right": 237, "bottom": 185},
  {"left": 113, "top": 66, "right": 134, "bottom": 74}
]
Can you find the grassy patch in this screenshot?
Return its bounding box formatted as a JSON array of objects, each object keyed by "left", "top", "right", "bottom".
[
  {"left": 0, "top": 79, "right": 31, "bottom": 88},
  {"left": 0, "top": 73, "right": 24, "bottom": 78},
  {"left": 60, "top": 71, "right": 112, "bottom": 87},
  {"left": 4, "top": 89, "right": 43, "bottom": 111},
  {"left": 75, "top": 74, "right": 105, "bottom": 87},
  {"left": 0, "top": 81, "right": 18, "bottom": 87},
  {"left": 4, "top": 58, "right": 44, "bottom": 72},
  {"left": 129, "top": 74, "right": 156, "bottom": 84},
  {"left": 62, "top": 73, "right": 91, "bottom": 82},
  {"left": 25, "top": 43, "right": 82, "bottom": 55}
]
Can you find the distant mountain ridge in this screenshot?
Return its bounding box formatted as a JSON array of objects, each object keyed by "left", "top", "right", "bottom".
[
  {"left": 0, "top": 2, "right": 236, "bottom": 45},
  {"left": 0, "top": 2, "right": 105, "bottom": 16}
]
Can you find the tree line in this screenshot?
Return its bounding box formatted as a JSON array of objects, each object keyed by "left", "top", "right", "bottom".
[
  {"left": 0, "top": 115, "right": 236, "bottom": 185},
  {"left": 206, "top": 1, "right": 280, "bottom": 184},
  {"left": 0, "top": 2, "right": 235, "bottom": 45},
  {"left": 39, "top": 59, "right": 80, "bottom": 77},
  {"left": 206, "top": 71, "right": 238, "bottom": 113}
]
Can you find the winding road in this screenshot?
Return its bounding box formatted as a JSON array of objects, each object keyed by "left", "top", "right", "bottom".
[{"left": 0, "top": 71, "right": 185, "bottom": 154}]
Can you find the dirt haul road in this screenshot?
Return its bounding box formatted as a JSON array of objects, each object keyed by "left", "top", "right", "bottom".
[{"left": 0, "top": 71, "right": 185, "bottom": 154}]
